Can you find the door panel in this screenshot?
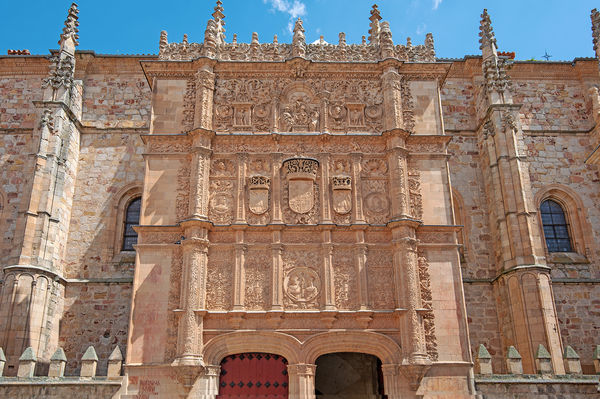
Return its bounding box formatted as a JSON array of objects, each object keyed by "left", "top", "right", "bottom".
[{"left": 218, "top": 353, "right": 289, "bottom": 398}]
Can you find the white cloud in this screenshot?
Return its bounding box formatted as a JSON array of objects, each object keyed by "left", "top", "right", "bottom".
[
  {"left": 263, "top": 0, "right": 307, "bottom": 34},
  {"left": 416, "top": 23, "right": 427, "bottom": 35},
  {"left": 433, "top": 0, "right": 442, "bottom": 10}
]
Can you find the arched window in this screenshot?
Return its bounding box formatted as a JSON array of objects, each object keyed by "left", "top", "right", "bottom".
[
  {"left": 540, "top": 199, "right": 572, "bottom": 252},
  {"left": 122, "top": 197, "right": 141, "bottom": 251}
]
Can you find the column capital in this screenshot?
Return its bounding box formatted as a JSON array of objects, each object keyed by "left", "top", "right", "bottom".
[{"left": 287, "top": 363, "right": 316, "bottom": 376}]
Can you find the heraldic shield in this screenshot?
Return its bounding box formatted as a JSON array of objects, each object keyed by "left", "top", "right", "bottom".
[
  {"left": 249, "top": 176, "right": 270, "bottom": 215},
  {"left": 332, "top": 176, "right": 352, "bottom": 214},
  {"left": 283, "top": 158, "right": 319, "bottom": 215}
]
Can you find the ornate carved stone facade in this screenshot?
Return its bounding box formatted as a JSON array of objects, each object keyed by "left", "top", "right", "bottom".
[{"left": 2, "top": 3, "right": 600, "bottom": 399}]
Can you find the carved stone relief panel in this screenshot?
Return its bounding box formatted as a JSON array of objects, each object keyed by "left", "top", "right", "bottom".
[
  {"left": 408, "top": 162, "right": 423, "bottom": 220},
  {"left": 279, "top": 87, "right": 320, "bottom": 132},
  {"left": 360, "top": 157, "right": 390, "bottom": 225},
  {"left": 329, "top": 157, "right": 352, "bottom": 224},
  {"left": 209, "top": 158, "right": 236, "bottom": 225},
  {"left": 244, "top": 249, "right": 271, "bottom": 310},
  {"left": 418, "top": 250, "right": 438, "bottom": 360},
  {"left": 206, "top": 247, "right": 233, "bottom": 310},
  {"left": 166, "top": 248, "right": 183, "bottom": 361},
  {"left": 367, "top": 249, "right": 395, "bottom": 309},
  {"left": 282, "top": 247, "right": 321, "bottom": 309},
  {"left": 176, "top": 159, "right": 191, "bottom": 221},
  {"left": 333, "top": 247, "right": 358, "bottom": 310},
  {"left": 212, "top": 77, "right": 384, "bottom": 134},
  {"left": 282, "top": 159, "right": 320, "bottom": 224}
]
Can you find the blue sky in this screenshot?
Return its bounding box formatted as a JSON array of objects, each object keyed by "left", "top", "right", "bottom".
[{"left": 1, "top": 0, "right": 599, "bottom": 61}]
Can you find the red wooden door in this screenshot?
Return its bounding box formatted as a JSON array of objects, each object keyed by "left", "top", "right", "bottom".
[{"left": 218, "top": 353, "right": 289, "bottom": 398}]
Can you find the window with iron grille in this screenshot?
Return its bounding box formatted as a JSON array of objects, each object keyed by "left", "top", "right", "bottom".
[
  {"left": 122, "top": 197, "right": 141, "bottom": 251},
  {"left": 540, "top": 199, "right": 572, "bottom": 252}
]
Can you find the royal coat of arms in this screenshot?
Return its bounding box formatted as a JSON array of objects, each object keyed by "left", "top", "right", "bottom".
[
  {"left": 248, "top": 176, "right": 270, "bottom": 215},
  {"left": 283, "top": 158, "right": 319, "bottom": 214},
  {"left": 331, "top": 176, "right": 352, "bottom": 214}
]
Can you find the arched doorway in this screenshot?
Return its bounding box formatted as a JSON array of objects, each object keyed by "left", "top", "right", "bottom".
[
  {"left": 314, "top": 352, "right": 385, "bottom": 398},
  {"left": 217, "top": 353, "right": 289, "bottom": 398}
]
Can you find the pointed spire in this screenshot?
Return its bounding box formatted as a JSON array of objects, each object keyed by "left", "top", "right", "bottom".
[
  {"left": 368, "top": 4, "right": 382, "bottom": 45},
  {"left": 59, "top": 3, "right": 80, "bottom": 50},
  {"left": 50, "top": 347, "right": 67, "bottom": 362},
  {"left": 203, "top": 19, "right": 219, "bottom": 57},
  {"left": 479, "top": 9, "right": 498, "bottom": 61},
  {"left": 292, "top": 18, "right": 306, "bottom": 58},
  {"left": 109, "top": 345, "right": 124, "bottom": 361},
  {"left": 212, "top": 0, "right": 226, "bottom": 44},
  {"left": 591, "top": 9, "right": 600, "bottom": 72}
]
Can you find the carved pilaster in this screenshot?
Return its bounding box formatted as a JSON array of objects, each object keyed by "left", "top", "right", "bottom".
[
  {"left": 271, "top": 153, "right": 284, "bottom": 223},
  {"left": 193, "top": 67, "right": 215, "bottom": 130},
  {"left": 355, "top": 231, "right": 369, "bottom": 310},
  {"left": 392, "top": 225, "right": 428, "bottom": 365},
  {"left": 233, "top": 233, "right": 247, "bottom": 310},
  {"left": 271, "top": 233, "right": 284, "bottom": 310},
  {"left": 320, "top": 153, "right": 332, "bottom": 223},
  {"left": 173, "top": 234, "right": 209, "bottom": 367},
  {"left": 321, "top": 231, "right": 336, "bottom": 311},
  {"left": 381, "top": 66, "right": 403, "bottom": 131},
  {"left": 287, "top": 364, "right": 316, "bottom": 399},
  {"left": 387, "top": 146, "right": 410, "bottom": 220},
  {"left": 351, "top": 154, "right": 365, "bottom": 223},
  {"left": 381, "top": 364, "right": 402, "bottom": 399},
  {"left": 189, "top": 147, "right": 212, "bottom": 220},
  {"left": 234, "top": 155, "right": 247, "bottom": 223}
]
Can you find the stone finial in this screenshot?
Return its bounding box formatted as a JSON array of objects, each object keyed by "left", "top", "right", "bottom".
[
  {"left": 339, "top": 32, "right": 347, "bottom": 46},
  {"left": 594, "top": 345, "right": 600, "bottom": 374},
  {"left": 203, "top": 19, "right": 219, "bottom": 57},
  {"left": 592, "top": 9, "right": 600, "bottom": 61},
  {"left": 475, "top": 344, "right": 493, "bottom": 375},
  {"left": 273, "top": 34, "right": 278, "bottom": 44},
  {"left": 182, "top": 34, "right": 189, "bottom": 45},
  {"left": 59, "top": 3, "right": 80, "bottom": 49},
  {"left": 425, "top": 33, "right": 435, "bottom": 60},
  {"left": 292, "top": 18, "right": 306, "bottom": 58},
  {"left": 159, "top": 31, "right": 168, "bottom": 54},
  {"left": 368, "top": 4, "right": 382, "bottom": 45},
  {"left": 233, "top": 33, "right": 238, "bottom": 44},
  {"left": 80, "top": 346, "right": 98, "bottom": 378},
  {"left": 506, "top": 346, "right": 523, "bottom": 375},
  {"left": 379, "top": 21, "right": 394, "bottom": 59},
  {"left": 48, "top": 347, "right": 67, "bottom": 377},
  {"left": 251, "top": 32, "right": 259, "bottom": 45},
  {"left": 535, "top": 344, "right": 553, "bottom": 375},
  {"left": 107, "top": 346, "right": 123, "bottom": 379},
  {"left": 0, "top": 347, "right": 5, "bottom": 377},
  {"left": 479, "top": 9, "right": 498, "bottom": 60},
  {"left": 563, "top": 345, "right": 582, "bottom": 375},
  {"left": 18, "top": 347, "right": 37, "bottom": 378}
]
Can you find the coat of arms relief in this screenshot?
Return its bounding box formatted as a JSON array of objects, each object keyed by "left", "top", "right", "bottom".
[{"left": 282, "top": 158, "right": 320, "bottom": 224}]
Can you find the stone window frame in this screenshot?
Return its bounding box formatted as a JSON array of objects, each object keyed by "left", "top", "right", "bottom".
[
  {"left": 534, "top": 184, "right": 594, "bottom": 264},
  {"left": 108, "top": 183, "right": 143, "bottom": 262}
]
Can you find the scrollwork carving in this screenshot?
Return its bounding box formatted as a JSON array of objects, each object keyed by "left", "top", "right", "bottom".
[
  {"left": 245, "top": 250, "right": 271, "bottom": 310},
  {"left": 418, "top": 251, "right": 438, "bottom": 361}
]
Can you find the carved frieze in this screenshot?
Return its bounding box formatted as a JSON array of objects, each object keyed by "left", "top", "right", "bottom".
[
  {"left": 182, "top": 78, "right": 196, "bottom": 132},
  {"left": 212, "top": 78, "right": 384, "bottom": 134},
  {"left": 408, "top": 166, "right": 423, "bottom": 220},
  {"left": 176, "top": 161, "right": 191, "bottom": 221},
  {"left": 418, "top": 251, "right": 438, "bottom": 361}
]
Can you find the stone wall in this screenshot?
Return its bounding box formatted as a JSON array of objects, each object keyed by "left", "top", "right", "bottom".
[
  {"left": 0, "top": 75, "right": 43, "bottom": 130},
  {"left": 441, "top": 78, "right": 477, "bottom": 132},
  {"left": 475, "top": 376, "right": 599, "bottom": 398},
  {"left": 0, "top": 380, "right": 122, "bottom": 399},
  {"left": 63, "top": 132, "right": 144, "bottom": 279},
  {"left": 59, "top": 283, "right": 132, "bottom": 375}
]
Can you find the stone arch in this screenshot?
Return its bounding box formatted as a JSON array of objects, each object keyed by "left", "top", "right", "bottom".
[
  {"left": 301, "top": 331, "right": 402, "bottom": 364},
  {"left": 203, "top": 331, "right": 303, "bottom": 365},
  {"left": 107, "top": 182, "right": 143, "bottom": 258},
  {"left": 534, "top": 184, "right": 594, "bottom": 259}
]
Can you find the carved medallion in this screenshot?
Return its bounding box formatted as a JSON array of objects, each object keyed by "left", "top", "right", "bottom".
[
  {"left": 284, "top": 158, "right": 319, "bottom": 214},
  {"left": 364, "top": 192, "right": 389, "bottom": 220},
  {"left": 331, "top": 176, "right": 352, "bottom": 215},
  {"left": 284, "top": 267, "right": 320, "bottom": 309},
  {"left": 248, "top": 176, "right": 270, "bottom": 215}
]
